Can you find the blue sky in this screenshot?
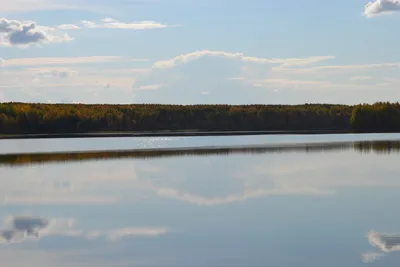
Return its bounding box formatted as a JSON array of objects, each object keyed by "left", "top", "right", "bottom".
[{"left": 1, "top": 0, "right": 400, "bottom": 104}]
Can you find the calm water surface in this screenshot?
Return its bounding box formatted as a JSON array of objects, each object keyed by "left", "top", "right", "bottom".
[
  {"left": 1, "top": 134, "right": 400, "bottom": 266},
  {"left": 1, "top": 133, "right": 400, "bottom": 154}
]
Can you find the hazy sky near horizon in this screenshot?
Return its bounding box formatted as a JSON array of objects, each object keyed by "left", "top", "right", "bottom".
[{"left": 0, "top": 0, "right": 400, "bottom": 105}]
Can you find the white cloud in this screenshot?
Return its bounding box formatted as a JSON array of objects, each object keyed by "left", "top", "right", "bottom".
[
  {"left": 229, "top": 58, "right": 400, "bottom": 93},
  {"left": 0, "top": 65, "right": 142, "bottom": 103},
  {"left": 255, "top": 78, "right": 331, "bottom": 87},
  {"left": 229, "top": 77, "right": 244, "bottom": 81},
  {"left": 234, "top": 77, "right": 390, "bottom": 92},
  {"left": 273, "top": 62, "right": 400, "bottom": 74},
  {"left": 364, "top": 0, "right": 400, "bottom": 17},
  {"left": 0, "top": 18, "right": 21, "bottom": 32},
  {"left": 368, "top": 231, "right": 400, "bottom": 253},
  {"left": 81, "top": 18, "right": 168, "bottom": 30},
  {"left": 0, "top": 18, "right": 72, "bottom": 47},
  {"left": 58, "top": 24, "right": 80, "bottom": 30},
  {"left": 152, "top": 50, "right": 334, "bottom": 69},
  {"left": 5, "top": 49, "right": 398, "bottom": 103},
  {"left": 108, "top": 68, "right": 151, "bottom": 75},
  {"left": 134, "top": 84, "right": 164, "bottom": 90},
  {"left": 0, "top": 15, "right": 172, "bottom": 47},
  {"left": 0, "top": 0, "right": 79, "bottom": 13},
  {"left": 361, "top": 252, "right": 385, "bottom": 263},
  {"left": 2, "top": 56, "right": 130, "bottom": 67},
  {"left": 350, "top": 76, "right": 372, "bottom": 81}
]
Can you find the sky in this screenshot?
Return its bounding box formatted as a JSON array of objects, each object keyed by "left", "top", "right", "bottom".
[{"left": 0, "top": 0, "right": 400, "bottom": 105}]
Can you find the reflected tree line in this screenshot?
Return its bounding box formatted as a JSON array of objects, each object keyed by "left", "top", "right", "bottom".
[{"left": 1, "top": 140, "right": 399, "bottom": 166}]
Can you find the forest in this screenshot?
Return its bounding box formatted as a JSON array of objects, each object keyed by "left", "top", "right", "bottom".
[{"left": 0, "top": 102, "right": 399, "bottom": 134}]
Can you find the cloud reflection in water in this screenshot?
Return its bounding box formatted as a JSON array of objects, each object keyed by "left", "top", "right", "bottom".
[
  {"left": 0, "top": 215, "right": 78, "bottom": 244},
  {"left": 361, "top": 231, "right": 400, "bottom": 263},
  {"left": 0, "top": 215, "right": 168, "bottom": 244},
  {"left": 1, "top": 141, "right": 400, "bottom": 206}
]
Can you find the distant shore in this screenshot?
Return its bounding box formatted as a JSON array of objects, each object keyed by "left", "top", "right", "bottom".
[
  {"left": 1, "top": 102, "right": 399, "bottom": 137},
  {"left": 0, "top": 129, "right": 355, "bottom": 140}
]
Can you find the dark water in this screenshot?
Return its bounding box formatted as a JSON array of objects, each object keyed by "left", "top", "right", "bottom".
[{"left": 1, "top": 134, "right": 400, "bottom": 266}]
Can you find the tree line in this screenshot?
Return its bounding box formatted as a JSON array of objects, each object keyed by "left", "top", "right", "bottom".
[
  {"left": 0, "top": 102, "right": 398, "bottom": 134},
  {"left": 350, "top": 102, "right": 400, "bottom": 132}
]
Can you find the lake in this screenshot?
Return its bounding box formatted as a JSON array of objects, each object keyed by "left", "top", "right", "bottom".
[{"left": 1, "top": 133, "right": 400, "bottom": 267}]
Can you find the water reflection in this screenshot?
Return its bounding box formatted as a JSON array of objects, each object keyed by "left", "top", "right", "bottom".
[
  {"left": 362, "top": 252, "right": 385, "bottom": 263},
  {"left": 2, "top": 140, "right": 400, "bottom": 207},
  {"left": 1, "top": 140, "right": 400, "bottom": 167},
  {"left": 1, "top": 138, "right": 400, "bottom": 266},
  {"left": 0, "top": 216, "right": 77, "bottom": 243},
  {"left": 361, "top": 231, "right": 400, "bottom": 263},
  {"left": 0, "top": 215, "right": 167, "bottom": 244}
]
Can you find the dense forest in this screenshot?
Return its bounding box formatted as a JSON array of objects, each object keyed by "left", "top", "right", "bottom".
[
  {"left": 0, "top": 102, "right": 399, "bottom": 134},
  {"left": 350, "top": 102, "right": 400, "bottom": 132}
]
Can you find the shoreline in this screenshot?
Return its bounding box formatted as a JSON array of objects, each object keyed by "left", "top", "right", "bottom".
[{"left": 0, "top": 129, "right": 355, "bottom": 140}]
